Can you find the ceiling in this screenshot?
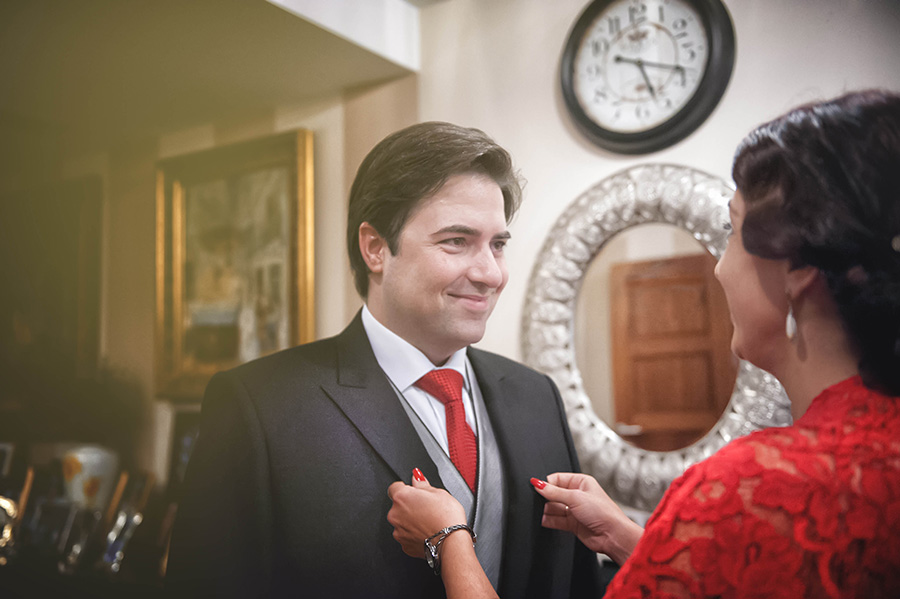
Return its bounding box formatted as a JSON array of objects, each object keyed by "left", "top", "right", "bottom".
[{"left": 0, "top": 0, "right": 414, "bottom": 156}]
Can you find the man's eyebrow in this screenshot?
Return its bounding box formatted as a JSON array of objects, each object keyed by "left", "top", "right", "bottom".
[
  {"left": 433, "top": 225, "right": 511, "bottom": 240},
  {"left": 435, "top": 225, "right": 479, "bottom": 236}
]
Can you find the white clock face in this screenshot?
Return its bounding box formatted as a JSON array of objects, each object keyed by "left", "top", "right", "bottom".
[{"left": 573, "top": 0, "right": 710, "bottom": 133}]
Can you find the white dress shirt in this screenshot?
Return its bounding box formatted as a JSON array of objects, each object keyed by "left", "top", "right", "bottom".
[{"left": 361, "top": 305, "right": 478, "bottom": 453}]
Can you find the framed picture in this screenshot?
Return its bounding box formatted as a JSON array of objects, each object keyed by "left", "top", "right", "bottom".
[{"left": 155, "top": 131, "right": 315, "bottom": 399}]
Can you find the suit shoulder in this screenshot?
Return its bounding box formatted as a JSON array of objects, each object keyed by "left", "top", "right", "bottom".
[
  {"left": 222, "top": 334, "right": 340, "bottom": 385},
  {"left": 468, "top": 347, "right": 548, "bottom": 380}
]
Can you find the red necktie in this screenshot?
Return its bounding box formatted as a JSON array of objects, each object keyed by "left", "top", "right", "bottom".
[{"left": 415, "top": 369, "right": 477, "bottom": 492}]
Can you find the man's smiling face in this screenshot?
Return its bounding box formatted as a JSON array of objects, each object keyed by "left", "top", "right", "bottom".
[{"left": 364, "top": 172, "right": 510, "bottom": 365}]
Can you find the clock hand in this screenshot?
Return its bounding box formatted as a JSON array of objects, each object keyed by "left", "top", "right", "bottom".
[
  {"left": 614, "top": 56, "right": 656, "bottom": 99},
  {"left": 615, "top": 55, "right": 686, "bottom": 86},
  {"left": 636, "top": 62, "right": 657, "bottom": 99},
  {"left": 635, "top": 59, "right": 685, "bottom": 72},
  {"left": 615, "top": 56, "right": 685, "bottom": 73},
  {"left": 636, "top": 59, "right": 687, "bottom": 85}
]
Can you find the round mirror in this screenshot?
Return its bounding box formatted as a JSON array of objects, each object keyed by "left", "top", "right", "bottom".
[
  {"left": 574, "top": 223, "right": 738, "bottom": 452},
  {"left": 522, "top": 164, "right": 791, "bottom": 511}
]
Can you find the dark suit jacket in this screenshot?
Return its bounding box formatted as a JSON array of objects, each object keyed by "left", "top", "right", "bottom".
[{"left": 166, "top": 312, "right": 602, "bottom": 598}]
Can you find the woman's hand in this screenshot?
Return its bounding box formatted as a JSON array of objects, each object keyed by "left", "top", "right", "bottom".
[
  {"left": 388, "top": 469, "right": 499, "bottom": 599},
  {"left": 387, "top": 468, "right": 467, "bottom": 558},
  {"left": 531, "top": 472, "right": 644, "bottom": 564}
]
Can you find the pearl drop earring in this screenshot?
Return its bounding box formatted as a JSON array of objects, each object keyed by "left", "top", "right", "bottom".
[{"left": 785, "top": 302, "right": 797, "bottom": 341}]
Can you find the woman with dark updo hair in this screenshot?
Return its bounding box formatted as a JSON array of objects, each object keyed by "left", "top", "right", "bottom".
[
  {"left": 730, "top": 89, "right": 900, "bottom": 398},
  {"left": 386, "top": 90, "right": 900, "bottom": 598}
]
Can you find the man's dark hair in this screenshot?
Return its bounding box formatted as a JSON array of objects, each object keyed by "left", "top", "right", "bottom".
[{"left": 347, "top": 121, "right": 523, "bottom": 298}]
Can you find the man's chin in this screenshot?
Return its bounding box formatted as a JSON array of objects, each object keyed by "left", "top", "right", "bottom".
[{"left": 452, "top": 322, "right": 489, "bottom": 348}]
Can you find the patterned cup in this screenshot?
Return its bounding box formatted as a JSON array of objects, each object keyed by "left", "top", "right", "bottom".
[{"left": 60, "top": 445, "right": 119, "bottom": 510}]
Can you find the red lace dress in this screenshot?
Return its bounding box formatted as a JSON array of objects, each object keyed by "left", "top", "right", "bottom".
[{"left": 605, "top": 376, "right": 900, "bottom": 599}]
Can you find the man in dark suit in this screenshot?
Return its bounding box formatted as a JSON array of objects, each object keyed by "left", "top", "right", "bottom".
[{"left": 166, "top": 122, "right": 602, "bottom": 597}]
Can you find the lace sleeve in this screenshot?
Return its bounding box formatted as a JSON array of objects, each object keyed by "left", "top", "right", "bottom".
[{"left": 603, "top": 422, "right": 900, "bottom": 599}]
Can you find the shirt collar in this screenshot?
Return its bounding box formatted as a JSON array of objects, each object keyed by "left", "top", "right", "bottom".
[{"left": 361, "top": 305, "right": 468, "bottom": 391}]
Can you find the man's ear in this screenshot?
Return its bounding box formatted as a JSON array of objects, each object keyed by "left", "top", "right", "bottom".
[{"left": 359, "top": 222, "right": 387, "bottom": 274}]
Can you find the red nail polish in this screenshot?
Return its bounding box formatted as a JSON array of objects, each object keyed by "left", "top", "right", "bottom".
[
  {"left": 413, "top": 468, "right": 426, "bottom": 482},
  {"left": 530, "top": 477, "right": 546, "bottom": 490}
]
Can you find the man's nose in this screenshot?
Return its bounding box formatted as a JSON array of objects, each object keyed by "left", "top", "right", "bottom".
[{"left": 469, "top": 246, "right": 504, "bottom": 288}]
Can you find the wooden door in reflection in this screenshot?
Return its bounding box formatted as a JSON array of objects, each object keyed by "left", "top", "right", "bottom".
[{"left": 611, "top": 252, "right": 736, "bottom": 452}]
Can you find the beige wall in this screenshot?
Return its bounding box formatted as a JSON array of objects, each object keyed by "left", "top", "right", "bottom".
[{"left": 342, "top": 74, "right": 420, "bottom": 323}]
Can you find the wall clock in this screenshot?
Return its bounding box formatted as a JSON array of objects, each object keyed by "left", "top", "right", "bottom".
[{"left": 561, "top": 0, "right": 735, "bottom": 154}]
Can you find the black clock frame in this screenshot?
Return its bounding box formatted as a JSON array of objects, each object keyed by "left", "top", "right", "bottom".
[{"left": 560, "top": 0, "right": 735, "bottom": 154}]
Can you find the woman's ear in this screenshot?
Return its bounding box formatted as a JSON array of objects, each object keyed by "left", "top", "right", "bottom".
[
  {"left": 786, "top": 264, "right": 821, "bottom": 300},
  {"left": 359, "top": 222, "right": 387, "bottom": 274}
]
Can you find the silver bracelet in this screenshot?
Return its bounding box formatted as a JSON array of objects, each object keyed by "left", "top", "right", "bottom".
[{"left": 424, "top": 524, "right": 477, "bottom": 576}]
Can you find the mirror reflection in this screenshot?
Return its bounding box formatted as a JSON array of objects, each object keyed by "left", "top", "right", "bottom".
[{"left": 574, "top": 223, "right": 738, "bottom": 452}]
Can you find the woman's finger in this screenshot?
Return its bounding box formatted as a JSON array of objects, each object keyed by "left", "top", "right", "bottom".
[
  {"left": 531, "top": 477, "right": 580, "bottom": 508},
  {"left": 541, "top": 512, "right": 573, "bottom": 532},
  {"left": 542, "top": 501, "right": 569, "bottom": 518},
  {"left": 411, "top": 467, "right": 430, "bottom": 488},
  {"left": 387, "top": 480, "right": 408, "bottom": 499}
]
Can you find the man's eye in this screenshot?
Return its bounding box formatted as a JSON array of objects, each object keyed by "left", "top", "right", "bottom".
[
  {"left": 443, "top": 237, "right": 466, "bottom": 247},
  {"left": 492, "top": 240, "right": 507, "bottom": 252}
]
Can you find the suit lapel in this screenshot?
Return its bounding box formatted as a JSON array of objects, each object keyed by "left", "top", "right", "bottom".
[
  {"left": 319, "top": 312, "right": 443, "bottom": 484},
  {"left": 469, "top": 349, "right": 547, "bottom": 598},
  {"left": 322, "top": 325, "right": 556, "bottom": 592}
]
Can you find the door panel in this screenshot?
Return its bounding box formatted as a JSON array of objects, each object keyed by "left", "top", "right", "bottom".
[{"left": 611, "top": 252, "right": 736, "bottom": 452}]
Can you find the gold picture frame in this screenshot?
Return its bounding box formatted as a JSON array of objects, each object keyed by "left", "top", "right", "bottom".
[{"left": 155, "top": 131, "right": 314, "bottom": 400}]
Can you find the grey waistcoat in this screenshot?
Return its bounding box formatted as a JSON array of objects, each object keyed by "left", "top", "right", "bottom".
[{"left": 395, "top": 377, "right": 506, "bottom": 589}]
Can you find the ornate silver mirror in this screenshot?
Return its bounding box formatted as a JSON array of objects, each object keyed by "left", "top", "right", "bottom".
[{"left": 522, "top": 164, "right": 791, "bottom": 512}]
